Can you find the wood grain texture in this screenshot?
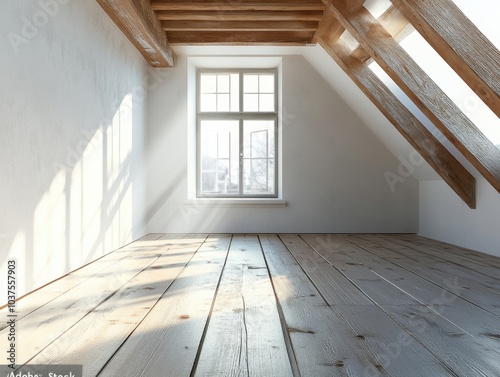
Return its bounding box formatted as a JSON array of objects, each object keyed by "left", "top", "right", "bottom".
[
  {"left": 324, "top": 0, "right": 500, "bottom": 194},
  {"left": 318, "top": 38, "right": 476, "bottom": 208},
  {"left": 162, "top": 20, "right": 319, "bottom": 32},
  {"left": 167, "top": 31, "right": 315, "bottom": 45},
  {"left": 350, "top": 5, "right": 413, "bottom": 62},
  {"left": 380, "top": 234, "right": 500, "bottom": 281},
  {"left": 96, "top": 0, "right": 175, "bottom": 67},
  {"left": 26, "top": 242, "right": 201, "bottom": 376},
  {"left": 346, "top": 0, "right": 365, "bottom": 12},
  {"left": 281, "top": 235, "right": 455, "bottom": 377},
  {"left": 0, "top": 240, "right": 172, "bottom": 363},
  {"left": 194, "top": 235, "right": 293, "bottom": 376},
  {"left": 0, "top": 233, "right": 165, "bottom": 325},
  {"left": 259, "top": 234, "right": 391, "bottom": 376},
  {"left": 307, "top": 235, "right": 500, "bottom": 351},
  {"left": 152, "top": 2, "right": 326, "bottom": 11},
  {"left": 3, "top": 233, "right": 500, "bottom": 376},
  {"left": 306, "top": 234, "right": 500, "bottom": 377},
  {"left": 391, "top": 0, "right": 500, "bottom": 117},
  {"left": 99, "top": 235, "right": 231, "bottom": 377},
  {"left": 312, "top": 10, "right": 344, "bottom": 44},
  {"left": 351, "top": 234, "right": 500, "bottom": 314},
  {"left": 156, "top": 10, "right": 324, "bottom": 21}
]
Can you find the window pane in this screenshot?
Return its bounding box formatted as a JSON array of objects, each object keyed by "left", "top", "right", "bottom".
[
  {"left": 200, "top": 120, "right": 240, "bottom": 194},
  {"left": 243, "top": 120, "right": 275, "bottom": 195},
  {"left": 200, "top": 94, "right": 217, "bottom": 112},
  {"left": 217, "top": 75, "right": 230, "bottom": 93},
  {"left": 200, "top": 75, "right": 216, "bottom": 93},
  {"left": 259, "top": 75, "right": 274, "bottom": 93},
  {"left": 218, "top": 94, "right": 230, "bottom": 112},
  {"left": 244, "top": 74, "right": 259, "bottom": 93},
  {"left": 230, "top": 74, "right": 239, "bottom": 112},
  {"left": 244, "top": 94, "right": 259, "bottom": 112},
  {"left": 259, "top": 94, "right": 275, "bottom": 112}
]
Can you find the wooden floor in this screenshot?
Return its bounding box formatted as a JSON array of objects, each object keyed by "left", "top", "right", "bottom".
[{"left": 2, "top": 234, "right": 500, "bottom": 377}]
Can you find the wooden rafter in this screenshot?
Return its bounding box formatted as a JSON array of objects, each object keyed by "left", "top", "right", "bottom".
[
  {"left": 167, "top": 31, "right": 315, "bottom": 45},
  {"left": 391, "top": 0, "right": 500, "bottom": 118},
  {"left": 155, "top": 11, "right": 325, "bottom": 22},
  {"left": 345, "top": 0, "right": 365, "bottom": 12},
  {"left": 323, "top": 0, "right": 500, "bottom": 194},
  {"left": 312, "top": 9, "right": 344, "bottom": 44},
  {"left": 350, "top": 6, "right": 412, "bottom": 62},
  {"left": 97, "top": 0, "right": 175, "bottom": 67},
  {"left": 151, "top": 0, "right": 325, "bottom": 46},
  {"left": 151, "top": 1, "right": 326, "bottom": 11},
  {"left": 319, "top": 37, "right": 475, "bottom": 208},
  {"left": 162, "top": 20, "right": 319, "bottom": 32}
]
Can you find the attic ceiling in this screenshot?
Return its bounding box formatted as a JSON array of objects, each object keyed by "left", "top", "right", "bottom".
[{"left": 97, "top": 0, "right": 500, "bottom": 209}]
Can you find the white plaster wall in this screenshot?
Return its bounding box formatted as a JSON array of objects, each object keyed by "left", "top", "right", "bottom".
[
  {"left": 419, "top": 179, "right": 500, "bottom": 257},
  {"left": 146, "top": 54, "right": 418, "bottom": 233},
  {"left": 0, "top": 0, "right": 148, "bottom": 304}
]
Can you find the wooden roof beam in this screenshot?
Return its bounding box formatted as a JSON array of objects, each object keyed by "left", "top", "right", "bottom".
[
  {"left": 167, "top": 31, "right": 314, "bottom": 45},
  {"left": 391, "top": 0, "right": 500, "bottom": 118},
  {"left": 151, "top": 1, "right": 326, "bottom": 11},
  {"left": 97, "top": 0, "right": 175, "bottom": 67},
  {"left": 346, "top": 0, "right": 364, "bottom": 12},
  {"left": 312, "top": 9, "right": 344, "bottom": 44},
  {"left": 323, "top": 0, "right": 500, "bottom": 194},
  {"left": 319, "top": 38, "right": 475, "bottom": 208},
  {"left": 350, "top": 5, "right": 412, "bottom": 62},
  {"left": 155, "top": 11, "right": 324, "bottom": 21},
  {"left": 162, "top": 20, "right": 319, "bottom": 32}
]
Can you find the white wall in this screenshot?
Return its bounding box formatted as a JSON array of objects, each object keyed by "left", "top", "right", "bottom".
[
  {"left": 419, "top": 179, "right": 500, "bottom": 257},
  {"left": 0, "top": 0, "right": 149, "bottom": 304},
  {"left": 146, "top": 54, "right": 419, "bottom": 233}
]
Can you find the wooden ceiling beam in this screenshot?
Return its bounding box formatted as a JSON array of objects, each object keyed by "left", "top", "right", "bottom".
[
  {"left": 155, "top": 10, "right": 324, "bottom": 21},
  {"left": 350, "top": 5, "right": 412, "bottom": 62},
  {"left": 323, "top": 0, "right": 500, "bottom": 193},
  {"left": 162, "top": 20, "right": 319, "bottom": 32},
  {"left": 345, "top": 0, "right": 365, "bottom": 12},
  {"left": 167, "top": 31, "right": 314, "bottom": 45},
  {"left": 319, "top": 38, "right": 475, "bottom": 208},
  {"left": 151, "top": 2, "right": 326, "bottom": 11},
  {"left": 312, "top": 10, "right": 344, "bottom": 44},
  {"left": 97, "top": 0, "right": 175, "bottom": 67},
  {"left": 390, "top": 0, "right": 500, "bottom": 118}
]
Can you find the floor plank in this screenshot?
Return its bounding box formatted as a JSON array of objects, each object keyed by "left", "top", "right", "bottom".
[
  {"left": 99, "top": 234, "right": 231, "bottom": 377},
  {"left": 4, "top": 233, "right": 499, "bottom": 377},
  {"left": 351, "top": 234, "right": 500, "bottom": 316},
  {"left": 1, "top": 237, "right": 177, "bottom": 363},
  {"left": 310, "top": 235, "right": 500, "bottom": 350},
  {"left": 0, "top": 233, "right": 167, "bottom": 328},
  {"left": 284, "top": 234, "right": 454, "bottom": 377},
  {"left": 260, "top": 234, "right": 391, "bottom": 376},
  {"left": 381, "top": 234, "right": 500, "bottom": 279},
  {"left": 194, "top": 235, "right": 293, "bottom": 376},
  {"left": 25, "top": 240, "right": 203, "bottom": 376},
  {"left": 305, "top": 234, "right": 500, "bottom": 377}
]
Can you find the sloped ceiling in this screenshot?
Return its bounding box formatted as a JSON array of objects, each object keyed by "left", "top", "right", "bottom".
[{"left": 97, "top": 0, "right": 500, "bottom": 209}]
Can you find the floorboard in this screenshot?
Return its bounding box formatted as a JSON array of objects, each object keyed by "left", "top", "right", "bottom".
[{"left": 2, "top": 234, "right": 499, "bottom": 377}]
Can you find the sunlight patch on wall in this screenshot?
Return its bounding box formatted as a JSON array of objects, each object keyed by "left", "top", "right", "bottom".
[{"left": 34, "top": 169, "right": 67, "bottom": 288}]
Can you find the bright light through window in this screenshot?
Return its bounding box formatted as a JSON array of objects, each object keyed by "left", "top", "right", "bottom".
[{"left": 197, "top": 70, "right": 278, "bottom": 197}]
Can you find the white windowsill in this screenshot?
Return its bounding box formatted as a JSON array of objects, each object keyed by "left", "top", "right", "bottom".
[{"left": 185, "top": 199, "right": 287, "bottom": 207}]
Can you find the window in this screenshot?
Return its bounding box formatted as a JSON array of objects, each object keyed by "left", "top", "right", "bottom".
[{"left": 197, "top": 70, "right": 278, "bottom": 198}]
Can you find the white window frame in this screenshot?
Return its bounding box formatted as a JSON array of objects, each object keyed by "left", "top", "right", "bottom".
[{"left": 196, "top": 69, "right": 279, "bottom": 198}]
